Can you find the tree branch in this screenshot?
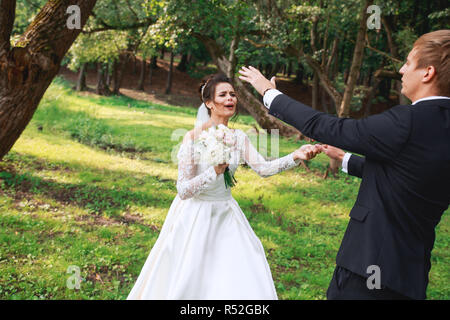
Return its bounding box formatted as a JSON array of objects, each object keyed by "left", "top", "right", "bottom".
[
  {"left": 374, "top": 68, "right": 401, "bottom": 80},
  {"left": 365, "top": 39, "right": 402, "bottom": 64},
  {"left": 228, "top": 19, "right": 241, "bottom": 81},
  {"left": 301, "top": 51, "right": 343, "bottom": 106},
  {"left": 125, "top": 0, "right": 140, "bottom": 21},
  {"left": 18, "top": 0, "right": 97, "bottom": 70},
  {"left": 82, "top": 19, "right": 153, "bottom": 34},
  {"left": 381, "top": 16, "right": 399, "bottom": 58},
  {"left": 326, "top": 38, "right": 339, "bottom": 74},
  {"left": 243, "top": 37, "right": 344, "bottom": 110},
  {"left": 243, "top": 37, "right": 284, "bottom": 52},
  {"left": 0, "top": 0, "right": 16, "bottom": 55}
]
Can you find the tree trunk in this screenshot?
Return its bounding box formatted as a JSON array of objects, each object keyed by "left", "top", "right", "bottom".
[
  {"left": 76, "top": 63, "right": 87, "bottom": 92},
  {"left": 338, "top": 0, "right": 372, "bottom": 118},
  {"left": 264, "top": 63, "right": 272, "bottom": 76},
  {"left": 112, "top": 54, "right": 128, "bottom": 95},
  {"left": 138, "top": 57, "right": 146, "bottom": 91},
  {"left": 295, "top": 62, "right": 304, "bottom": 85},
  {"left": 132, "top": 54, "right": 137, "bottom": 75},
  {"left": 112, "top": 60, "right": 119, "bottom": 95},
  {"left": 105, "top": 63, "right": 111, "bottom": 87},
  {"left": 0, "top": 0, "right": 97, "bottom": 161},
  {"left": 302, "top": 53, "right": 343, "bottom": 112},
  {"left": 148, "top": 56, "right": 154, "bottom": 86},
  {"left": 228, "top": 30, "right": 240, "bottom": 82},
  {"left": 268, "top": 62, "right": 282, "bottom": 79},
  {"left": 287, "top": 61, "right": 292, "bottom": 77},
  {"left": 326, "top": 38, "right": 339, "bottom": 79},
  {"left": 312, "top": 72, "right": 319, "bottom": 110},
  {"left": 382, "top": 16, "right": 409, "bottom": 105},
  {"left": 96, "top": 62, "right": 111, "bottom": 96},
  {"left": 321, "top": 84, "right": 332, "bottom": 114},
  {"left": 363, "top": 77, "right": 382, "bottom": 117},
  {"left": 165, "top": 51, "right": 174, "bottom": 94},
  {"left": 176, "top": 53, "right": 188, "bottom": 72},
  {"left": 150, "top": 55, "right": 158, "bottom": 69}
]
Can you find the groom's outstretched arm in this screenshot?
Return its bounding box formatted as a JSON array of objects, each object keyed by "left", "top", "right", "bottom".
[
  {"left": 267, "top": 92, "right": 412, "bottom": 162},
  {"left": 239, "top": 67, "right": 412, "bottom": 162}
]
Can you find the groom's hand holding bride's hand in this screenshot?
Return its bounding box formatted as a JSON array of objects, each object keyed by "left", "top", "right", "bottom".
[
  {"left": 318, "top": 145, "right": 345, "bottom": 166},
  {"left": 293, "top": 144, "right": 322, "bottom": 161},
  {"left": 238, "top": 66, "right": 276, "bottom": 95}
]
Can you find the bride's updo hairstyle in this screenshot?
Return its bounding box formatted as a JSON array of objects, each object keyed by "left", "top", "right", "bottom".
[{"left": 198, "top": 73, "right": 239, "bottom": 122}]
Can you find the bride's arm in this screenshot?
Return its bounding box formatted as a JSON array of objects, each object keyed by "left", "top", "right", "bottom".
[
  {"left": 176, "top": 133, "right": 218, "bottom": 200},
  {"left": 238, "top": 130, "right": 304, "bottom": 178}
]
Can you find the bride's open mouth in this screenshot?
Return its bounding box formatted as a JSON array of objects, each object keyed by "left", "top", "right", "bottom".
[{"left": 224, "top": 104, "right": 235, "bottom": 110}]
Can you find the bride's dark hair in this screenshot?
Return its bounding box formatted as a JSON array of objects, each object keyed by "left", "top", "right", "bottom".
[{"left": 198, "top": 73, "right": 239, "bottom": 123}]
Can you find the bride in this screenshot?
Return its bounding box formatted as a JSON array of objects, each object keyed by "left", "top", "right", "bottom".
[{"left": 127, "top": 73, "right": 321, "bottom": 300}]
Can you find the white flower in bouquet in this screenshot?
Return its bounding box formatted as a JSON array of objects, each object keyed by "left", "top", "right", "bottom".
[
  {"left": 223, "top": 132, "right": 237, "bottom": 147},
  {"left": 215, "top": 128, "right": 225, "bottom": 140}
]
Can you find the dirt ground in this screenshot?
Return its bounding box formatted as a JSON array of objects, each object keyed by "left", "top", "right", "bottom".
[{"left": 58, "top": 55, "right": 313, "bottom": 113}]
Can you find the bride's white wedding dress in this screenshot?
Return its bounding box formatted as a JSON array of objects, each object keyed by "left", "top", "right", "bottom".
[{"left": 127, "top": 128, "right": 301, "bottom": 300}]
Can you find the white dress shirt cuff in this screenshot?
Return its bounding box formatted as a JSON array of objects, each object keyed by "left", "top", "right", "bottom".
[
  {"left": 263, "top": 89, "right": 283, "bottom": 109},
  {"left": 341, "top": 153, "right": 352, "bottom": 174}
]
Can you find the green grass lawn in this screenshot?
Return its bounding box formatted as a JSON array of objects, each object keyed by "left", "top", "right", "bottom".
[{"left": 0, "top": 77, "right": 448, "bottom": 300}]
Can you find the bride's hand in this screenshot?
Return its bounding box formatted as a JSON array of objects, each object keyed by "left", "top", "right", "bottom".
[
  {"left": 293, "top": 144, "right": 322, "bottom": 161},
  {"left": 214, "top": 163, "right": 229, "bottom": 175}
]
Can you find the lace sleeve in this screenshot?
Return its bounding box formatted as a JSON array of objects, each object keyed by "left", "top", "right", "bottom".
[
  {"left": 237, "top": 130, "right": 301, "bottom": 178},
  {"left": 176, "top": 139, "right": 218, "bottom": 200}
]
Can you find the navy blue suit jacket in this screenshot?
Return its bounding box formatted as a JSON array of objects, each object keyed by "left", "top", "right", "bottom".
[{"left": 269, "top": 95, "right": 450, "bottom": 299}]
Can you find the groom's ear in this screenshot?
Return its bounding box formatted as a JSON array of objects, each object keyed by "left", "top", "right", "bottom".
[{"left": 422, "top": 65, "right": 437, "bottom": 83}]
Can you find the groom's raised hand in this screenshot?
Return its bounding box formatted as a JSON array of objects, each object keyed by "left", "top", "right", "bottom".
[{"left": 238, "top": 66, "right": 276, "bottom": 96}]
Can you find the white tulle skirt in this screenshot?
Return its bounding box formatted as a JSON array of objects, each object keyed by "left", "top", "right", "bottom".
[{"left": 126, "top": 194, "right": 278, "bottom": 300}]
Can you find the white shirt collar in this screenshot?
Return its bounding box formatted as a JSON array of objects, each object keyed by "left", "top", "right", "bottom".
[{"left": 412, "top": 96, "right": 450, "bottom": 105}]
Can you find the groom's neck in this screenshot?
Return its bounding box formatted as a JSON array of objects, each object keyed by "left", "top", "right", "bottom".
[{"left": 409, "top": 86, "right": 442, "bottom": 104}]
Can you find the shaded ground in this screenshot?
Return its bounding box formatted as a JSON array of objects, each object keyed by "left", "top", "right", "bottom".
[
  {"left": 59, "top": 56, "right": 203, "bottom": 109},
  {"left": 59, "top": 55, "right": 393, "bottom": 118},
  {"left": 59, "top": 55, "right": 314, "bottom": 114}
]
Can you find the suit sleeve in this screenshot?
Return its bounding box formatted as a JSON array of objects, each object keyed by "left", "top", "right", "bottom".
[
  {"left": 269, "top": 94, "right": 412, "bottom": 161},
  {"left": 347, "top": 154, "right": 365, "bottom": 178}
]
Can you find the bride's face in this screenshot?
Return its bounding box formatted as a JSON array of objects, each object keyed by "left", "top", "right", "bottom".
[{"left": 207, "top": 82, "right": 237, "bottom": 119}]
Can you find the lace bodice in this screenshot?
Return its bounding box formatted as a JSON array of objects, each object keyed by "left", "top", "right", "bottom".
[{"left": 176, "top": 129, "right": 301, "bottom": 200}]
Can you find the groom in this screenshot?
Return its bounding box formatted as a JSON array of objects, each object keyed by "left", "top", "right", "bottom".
[{"left": 239, "top": 30, "right": 450, "bottom": 300}]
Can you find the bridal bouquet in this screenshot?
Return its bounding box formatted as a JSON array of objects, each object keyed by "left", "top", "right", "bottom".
[{"left": 194, "top": 124, "right": 238, "bottom": 188}]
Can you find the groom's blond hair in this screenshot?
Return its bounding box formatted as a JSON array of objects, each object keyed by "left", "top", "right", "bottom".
[{"left": 413, "top": 30, "right": 450, "bottom": 96}]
